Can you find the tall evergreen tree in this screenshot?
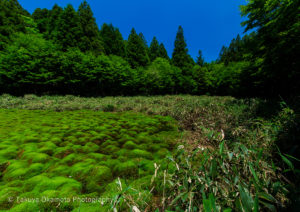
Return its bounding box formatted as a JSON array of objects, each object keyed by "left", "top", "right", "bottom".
[
  {"left": 55, "top": 4, "right": 83, "bottom": 50},
  {"left": 139, "top": 32, "right": 149, "bottom": 57},
  {"left": 138, "top": 32, "right": 148, "bottom": 49},
  {"left": 78, "top": 0, "right": 103, "bottom": 54},
  {"left": 196, "top": 50, "right": 204, "bottom": 66},
  {"left": 113, "top": 28, "right": 125, "bottom": 56},
  {"left": 32, "top": 8, "right": 49, "bottom": 34},
  {"left": 158, "top": 43, "right": 170, "bottom": 60},
  {"left": 126, "top": 28, "right": 150, "bottom": 68},
  {"left": 47, "top": 4, "right": 63, "bottom": 40},
  {"left": 149, "top": 37, "right": 160, "bottom": 61},
  {"left": 172, "top": 26, "right": 193, "bottom": 72},
  {"left": 99, "top": 23, "right": 125, "bottom": 57}
]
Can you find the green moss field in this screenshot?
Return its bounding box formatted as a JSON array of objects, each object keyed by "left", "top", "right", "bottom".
[{"left": 0, "top": 109, "right": 179, "bottom": 211}]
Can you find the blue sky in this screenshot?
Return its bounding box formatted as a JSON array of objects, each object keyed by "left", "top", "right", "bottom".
[{"left": 19, "top": 0, "right": 248, "bottom": 62}]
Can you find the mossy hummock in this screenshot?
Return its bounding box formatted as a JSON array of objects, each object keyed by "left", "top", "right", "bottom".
[{"left": 0, "top": 109, "right": 179, "bottom": 210}]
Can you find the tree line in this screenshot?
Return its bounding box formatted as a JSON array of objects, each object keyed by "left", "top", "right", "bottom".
[{"left": 0, "top": 0, "right": 299, "bottom": 97}]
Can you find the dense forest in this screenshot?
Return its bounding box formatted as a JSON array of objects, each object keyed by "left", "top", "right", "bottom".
[{"left": 0, "top": 0, "right": 299, "bottom": 97}]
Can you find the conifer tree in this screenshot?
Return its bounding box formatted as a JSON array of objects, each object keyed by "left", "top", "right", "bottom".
[
  {"left": 158, "top": 43, "right": 169, "bottom": 61},
  {"left": 32, "top": 8, "right": 49, "bottom": 34},
  {"left": 196, "top": 50, "right": 204, "bottom": 66},
  {"left": 149, "top": 37, "right": 160, "bottom": 61},
  {"left": 78, "top": 0, "right": 103, "bottom": 53},
  {"left": 126, "top": 28, "right": 150, "bottom": 68},
  {"left": 113, "top": 28, "right": 125, "bottom": 56},
  {"left": 172, "top": 26, "right": 193, "bottom": 72},
  {"left": 47, "top": 4, "right": 63, "bottom": 40},
  {"left": 138, "top": 32, "right": 148, "bottom": 49},
  {"left": 99, "top": 23, "right": 125, "bottom": 57},
  {"left": 139, "top": 32, "right": 149, "bottom": 57},
  {"left": 55, "top": 4, "right": 83, "bottom": 50}
]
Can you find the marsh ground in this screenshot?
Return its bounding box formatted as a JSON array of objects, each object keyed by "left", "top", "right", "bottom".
[{"left": 0, "top": 95, "right": 298, "bottom": 211}]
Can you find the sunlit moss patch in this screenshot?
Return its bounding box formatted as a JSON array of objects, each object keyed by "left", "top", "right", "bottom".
[{"left": 0, "top": 109, "right": 178, "bottom": 210}]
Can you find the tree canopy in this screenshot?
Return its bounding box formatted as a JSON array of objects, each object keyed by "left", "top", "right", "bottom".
[{"left": 0, "top": 0, "right": 299, "bottom": 98}]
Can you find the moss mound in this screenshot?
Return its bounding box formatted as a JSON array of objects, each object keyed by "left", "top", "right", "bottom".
[{"left": 0, "top": 109, "right": 179, "bottom": 210}]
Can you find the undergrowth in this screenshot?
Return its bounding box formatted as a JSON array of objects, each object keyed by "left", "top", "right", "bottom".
[{"left": 0, "top": 94, "right": 299, "bottom": 211}]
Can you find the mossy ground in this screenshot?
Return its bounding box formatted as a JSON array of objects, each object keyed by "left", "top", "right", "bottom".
[
  {"left": 0, "top": 109, "right": 179, "bottom": 211},
  {"left": 1, "top": 95, "right": 297, "bottom": 210}
]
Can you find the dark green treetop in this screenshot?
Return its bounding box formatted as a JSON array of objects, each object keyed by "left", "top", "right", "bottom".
[
  {"left": 78, "top": 0, "right": 103, "bottom": 54},
  {"left": 138, "top": 32, "right": 148, "bottom": 49},
  {"left": 158, "top": 43, "right": 170, "bottom": 60},
  {"left": 149, "top": 37, "right": 160, "bottom": 61},
  {"left": 99, "top": 23, "right": 125, "bottom": 57},
  {"left": 55, "top": 4, "right": 83, "bottom": 50},
  {"left": 172, "top": 25, "right": 194, "bottom": 73},
  {"left": 47, "top": 4, "right": 63, "bottom": 40},
  {"left": 196, "top": 50, "right": 204, "bottom": 66},
  {"left": 126, "top": 28, "right": 150, "bottom": 68},
  {"left": 32, "top": 8, "right": 49, "bottom": 34}
]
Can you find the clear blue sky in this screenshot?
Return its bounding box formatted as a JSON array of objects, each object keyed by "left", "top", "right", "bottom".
[{"left": 19, "top": 0, "right": 247, "bottom": 62}]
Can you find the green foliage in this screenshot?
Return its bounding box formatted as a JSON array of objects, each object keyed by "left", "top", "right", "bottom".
[
  {"left": 218, "top": 34, "right": 255, "bottom": 65},
  {"left": 78, "top": 0, "right": 104, "bottom": 54},
  {"left": 0, "top": 0, "right": 298, "bottom": 98},
  {"left": 196, "top": 50, "right": 205, "bottom": 66},
  {"left": 240, "top": 0, "right": 300, "bottom": 96},
  {"left": 0, "top": 33, "right": 60, "bottom": 94},
  {"left": 149, "top": 37, "right": 170, "bottom": 62},
  {"left": 158, "top": 43, "right": 170, "bottom": 61},
  {"left": 205, "top": 61, "right": 249, "bottom": 96},
  {"left": 99, "top": 23, "right": 125, "bottom": 57},
  {"left": 54, "top": 4, "right": 83, "bottom": 50},
  {"left": 116, "top": 140, "right": 287, "bottom": 211},
  {"left": 142, "top": 58, "right": 183, "bottom": 95},
  {"left": 138, "top": 32, "right": 148, "bottom": 51},
  {"left": 46, "top": 4, "right": 63, "bottom": 40},
  {"left": 149, "top": 36, "right": 160, "bottom": 61},
  {"left": 32, "top": 8, "right": 49, "bottom": 34},
  {"left": 0, "top": 35, "right": 136, "bottom": 95},
  {"left": 126, "top": 28, "right": 150, "bottom": 68},
  {"left": 0, "top": 0, "right": 27, "bottom": 49},
  {"left": 172, "top": 26, "right": 194, "bottom": 73}
]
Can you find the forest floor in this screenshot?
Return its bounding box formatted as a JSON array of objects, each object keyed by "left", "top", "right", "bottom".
[{"left": 0, "top": 94, "right": 299, "bottom": 211}]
